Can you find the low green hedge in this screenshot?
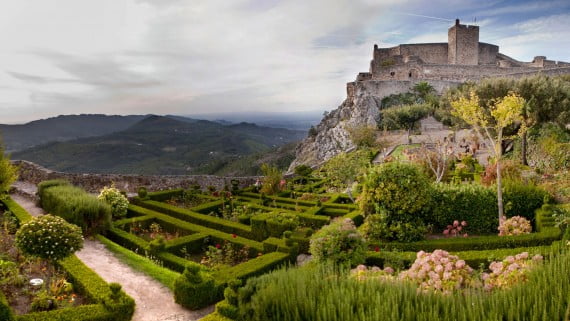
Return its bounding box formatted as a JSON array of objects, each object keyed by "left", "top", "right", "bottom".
[
  {"left": 147, "top": 189, "right": 184, "bottom": 202},
  {"left": 372, "top": 227, "right": 562, "bottom": 252},
  {"left": 172, "top": 252, "right": 292, "bottom": 311},
  {"left": 39, "top": 184, "right": 111, "bottom": 235},
  {"left": 106, "top": 227, "right": 150, "bottom": 254},
  {"left": 365, "top": 244, "right": 556, "bottom": 269},
  {"left": 127, "top": 205, "right": 264, "bottom": 252},
  {"left": 343, "top": 211, "right": 364, "bottom": 226},
  {"left": 37, "top": 179, "right": 70, "bottom": 201},
  {"left": 1, "top": 197, "right": 33, "bottom": 224},
  {"left": 165, "top": 233, "right": 209, "bottom": 255},
  {"left": 136, "top": 200, "right": 254, "bottom": 239}
]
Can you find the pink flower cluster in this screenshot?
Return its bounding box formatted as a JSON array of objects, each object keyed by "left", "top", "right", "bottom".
[
  {"left": 482, "top": 252, "right": 543, "bottom": 290},
  {"left": 399, "top": 250, "right": 474, "bottom": 294},
  {"left": 443, "top": 220, "right": 468, "bottom": 237},
  {"left": 350, "top": 264, "right": 395, "bottom": 281},
  {"left": 498, "top": 216, "right": 532, "bottom": 236}
]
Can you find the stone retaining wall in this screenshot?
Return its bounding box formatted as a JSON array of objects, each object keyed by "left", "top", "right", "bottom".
[{"left": 12, "top": 160, "right": 260, "bottom": 193}]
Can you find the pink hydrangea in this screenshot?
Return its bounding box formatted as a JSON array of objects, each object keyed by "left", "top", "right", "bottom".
[
  {"left": 399, "top": 249, "right": 474, "bottom": 294},
  {"left": 483, "top": 252, "right": 543, "bottom": 290},
  {"left": 443, "top": 220, "right": 469, "bottom": 237},
  {"left": 498, "top": 216, "right": 532, "bottom": 236}
]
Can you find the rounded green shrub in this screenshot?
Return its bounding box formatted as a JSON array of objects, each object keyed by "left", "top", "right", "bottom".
[
  {"left": 360, "top": 213, "right": 427, "bottom": 242},
  {"left": 137, "top": 186, "right": 148, "bottom": 199},
  {"left": 98, "top": 186, "right": 129, "bottom": 219},
  {"left": 309, "top": 218, "right": 366, "bottom": 266},
  {"left": 15, "top": 214, "right": 83, "bottom": 261},
  {"left": 359, "top": 162, "right": 431, "bottom": 221},
  {"left": 174, "top": 263, "right": 219, "bottom": 310}
]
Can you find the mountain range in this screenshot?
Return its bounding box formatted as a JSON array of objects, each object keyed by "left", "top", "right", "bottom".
[{"left": 9, "top": 115, "right": 306, "bottom": 175}]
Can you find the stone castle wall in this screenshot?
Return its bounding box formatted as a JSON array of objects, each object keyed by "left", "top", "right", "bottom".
[{"left": 12, "top": 160, "right": 259, "bottom": 193}]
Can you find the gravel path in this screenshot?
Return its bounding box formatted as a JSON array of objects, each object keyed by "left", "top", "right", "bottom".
[{"left": 9, "top": 191, "right": 214, "bottom": 321}]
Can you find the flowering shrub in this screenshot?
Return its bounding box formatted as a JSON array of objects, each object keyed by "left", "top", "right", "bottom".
[
  {"left": 15, "top": 215, "right": 83, "bottom": 261},
  {"left": 399, "top": 250, "right": 475, "bottom": 294},
  {"left": 443, "top": 220, "right": 468, "bottom": 237},
  {"left": 200, "top": 241, "right": 250, "bottom": 269},
  {"left": 498, "top": 216, "right": 532, "bottom": 236},
  {"left": 309, "top": 218, "right": 366, "bottom": 266},
  {"left": 482, "top": 252, "right": 543, "bottom": 290},
  {"left": 98, "top": 186, "right": 129, "bottom": 219},
  {"left": 350, "top": 264, "right": 395, "bottom": 281}
]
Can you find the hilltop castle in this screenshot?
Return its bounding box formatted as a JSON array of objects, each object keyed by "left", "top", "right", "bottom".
[{"left": 289, "top": 20, "right": 570, "bottom": 171}]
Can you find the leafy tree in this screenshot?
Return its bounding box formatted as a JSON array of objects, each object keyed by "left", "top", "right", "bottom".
[
  {"left": 381, "top": 104, "right": 430, "bottom": 141},
  {"left": 450, "top": 92, "right": 525, "bottom": 220},
  {"left": 318, "top": 150, "right": 372, "bottom": 192},
  {"left": 294, "top": 165, "right": 313, "bottom": 178},
  {"left": 359, "top": 162, "right": 431, "bottom": 220},
  {"left": 0, "top": 139, "right": 18, "bottom": 199},
  {"left": 346, "top": 124, "right": 377, "bottom": 148}
]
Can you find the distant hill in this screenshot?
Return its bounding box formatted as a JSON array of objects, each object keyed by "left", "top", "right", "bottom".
[
  {"left": 13, "top": 115, "right": 306, "bottom": 175},
  {"left": 0, "top": 114, "right": 147, "bottom": 152}
]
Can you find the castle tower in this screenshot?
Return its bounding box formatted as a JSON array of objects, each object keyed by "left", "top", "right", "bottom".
[{"left": 448, "top": 19, "right": 479, "bottom": 65}]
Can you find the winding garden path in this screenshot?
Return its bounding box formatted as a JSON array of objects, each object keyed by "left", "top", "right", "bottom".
[{"left": 10, "top": 185, "right": 214, "bottom": 321}]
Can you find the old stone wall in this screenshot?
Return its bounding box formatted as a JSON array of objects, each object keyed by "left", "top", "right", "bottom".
[
  {"left": 478, "top": 42, "right": 498, "bottom": 65},
  {"left": 12, "top": 160, "right": 259, "bottom": 193}
]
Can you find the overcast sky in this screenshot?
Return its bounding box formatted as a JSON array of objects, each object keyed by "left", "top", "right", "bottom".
[{"left": 1, "top": 0, "right": 569, "bottom": 124}]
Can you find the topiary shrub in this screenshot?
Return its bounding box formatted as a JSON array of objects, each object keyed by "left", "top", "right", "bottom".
[
  {"left": 174, "top": 263, "right": 219, "bottom": 310},
  {"left": 98, "top": 186, "right": 129, "bottom": 219},
  {"left": 309, "top": 218, "right": 366, "bottom": 266},
  {"left": 359, "top": 162, "right": 431, "bottom": 221},
  {"left": 137, "top": 187, "right": 148, "bottom": 199},
  {"left": 15, "top": 214, "right": 83, "bottom": 261}
]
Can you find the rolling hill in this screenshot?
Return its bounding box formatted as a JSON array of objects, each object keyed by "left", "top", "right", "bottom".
[
  {"left": 12, "top": 115, "right": 306, "bottom": 175},
  {"left": 0, "top": 114, "right": 147, "bottom": 152}
]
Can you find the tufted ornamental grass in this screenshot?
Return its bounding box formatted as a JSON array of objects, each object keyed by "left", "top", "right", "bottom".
[{"left": 237, "top": 248, "right": 570, "bottom": 321}]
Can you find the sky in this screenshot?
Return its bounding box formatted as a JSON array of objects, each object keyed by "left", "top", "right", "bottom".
[{"left": 1, "top": 0, "right": 569, "bottom": 124}]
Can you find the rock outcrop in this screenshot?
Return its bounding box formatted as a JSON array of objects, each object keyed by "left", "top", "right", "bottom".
[{"left": 288, "top": 82, "right": 384, "bottom": 172}]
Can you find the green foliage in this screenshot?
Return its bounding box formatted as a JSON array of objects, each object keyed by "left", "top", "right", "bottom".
[
  {"left": 502, "top": 181, "right": 549, "bottom": 223},
  {"left": 360, "top": 213, "right": 427, "bottom": 242},
  {"left": 380, "top": 103, "right": 430, "bottom": 132},
  {"left": 0, "top": 290, "right": 14, "bottom": 321},
  {"left": 318, "top": 149, "right": 373, "bottom": 191},
  {"left": 236, "top": 250, "right": 570, "bottom": 321},
  {"left": 15, "top": 214, "right": 83, "bottom": 261},
  {"left": 137, "top": 187, "right": 148, "bottom": 199},
  {"left": 39, "top": 183, "right": 112, "bottom": 235},
  {"left": 98, "top": 186, "right": 129, "bottom": 219},
  {"left": 371, "top": 228, "right": 561, "bottom": 252},
  {"left": 174, "top": 264, "right": 219, "bottom": 310},
  {"left": 359, "top": 162, "right": 431, "bottom": 221},
  {"left": 429, "top": 183, "right": 498, "bottom": 234},
  {"left": 309, "top": 218, "right": 366, "bottom": 266},
  {"left": 346, "top": 124, "right": 377, "bottom": 148},
  {"left": 0, "top": 142, "right": 17, "bottom": 200},
  {"left": 260, "top": 164, "right": 283, "bottom": 195},
  {"left": 37, "top": 179, "right": 71, "bottom": 200},
  {"left": 293, "top": 165, "right": 313, "bottom": 178}
]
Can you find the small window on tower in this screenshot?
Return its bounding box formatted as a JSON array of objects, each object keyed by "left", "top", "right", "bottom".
[
  {"left": 409, "top": 72, "right": 412, "bottom": 78},
  {"left": 390, "top": 71, "right": 395, "bottom": 76}
]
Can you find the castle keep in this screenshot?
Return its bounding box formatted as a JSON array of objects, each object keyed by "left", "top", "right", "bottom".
[{"left": 289, "top": 20, "right": 570, "bottom": 171}]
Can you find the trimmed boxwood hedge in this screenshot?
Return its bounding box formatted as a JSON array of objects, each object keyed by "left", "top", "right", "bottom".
[
  {"left": 135, "top": 200, "right": 254, "bottom": 239},
  {"left": 428, "top": 182, "right": 549, "bottom": 234},
  {"left": 370, "top": 227, "right": 562, "bottom": 252},
  {"left": 147, "top": 189, "right": 184, "bottom": 202},
  {"left": 1, "top": 197, "right": 135, "bottom": 321},
  {"left": 0, "top": 290, "right": 14, "bottom": 321},
  {"left": 365, "top": 243, "right": 557, "bottom": 270}
]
